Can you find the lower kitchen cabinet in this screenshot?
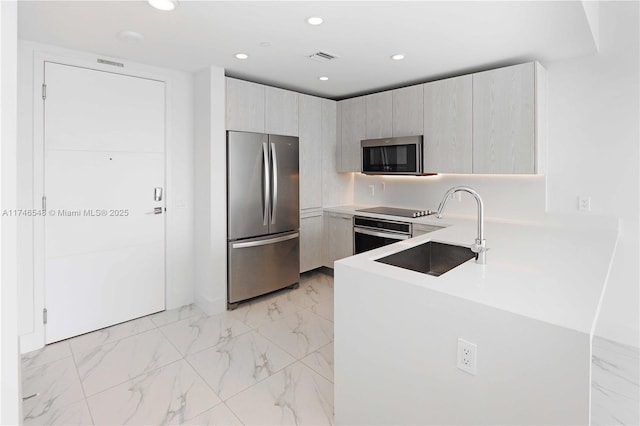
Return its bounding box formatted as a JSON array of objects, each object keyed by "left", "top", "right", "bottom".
[
  {"left": 412, "top": 223, "right": 445, "bottom": 237},
  {"left": 300, "top": 210, "right": 324, "bottom": 273},
  {"left": 326, "top": 212, "right": 354, "bottom": 267}
]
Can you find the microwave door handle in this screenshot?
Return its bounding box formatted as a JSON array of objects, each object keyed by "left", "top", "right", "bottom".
[
  {"left": 270, "top": 142, "right": 278, "bottom": 225},
  {"left": 262, "top": 141, "right": 270, "bottom": 226}
]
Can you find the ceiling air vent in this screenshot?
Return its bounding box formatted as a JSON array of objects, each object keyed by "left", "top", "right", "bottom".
[
  {"left": 308, "top": 51, "right": 337, "bottom": 63},
  {"left": 97, "top": 58, "right": 124, "bottom": 68}
]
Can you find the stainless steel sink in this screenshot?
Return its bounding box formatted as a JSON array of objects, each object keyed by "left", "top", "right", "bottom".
[{"left": 375, "top": 241, "right": 475, "bottom": 277}]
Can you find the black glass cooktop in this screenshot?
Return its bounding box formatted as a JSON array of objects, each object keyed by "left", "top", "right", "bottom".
[{"left": 355, "top": 206, "right": 436, "bottom": 218}]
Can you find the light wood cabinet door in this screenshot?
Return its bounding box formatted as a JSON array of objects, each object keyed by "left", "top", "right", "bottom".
[
  {"left": 472, "top": 62, "right": 535, "bottom": 174},
  {"left": 226, "top": 78, "right": 265, "bottom": 133},
  {"left": 393, "top": 85, "right": 423, "bottom": 137},
  {"left": 266, "top": 86, "right": 298, "bottom": 136},
  {"left": 299, "top": 94, "right": 322, "bottom": 209},
  {"left": 365, "top": 91, "right": 392, "bottom": 139},
  {"left": 326, "top": 212, "right": 353, "bottom": 266},
  {"left": 423, "top": 75, "right": 473, "bottom": 174},
  {"left": 300, "top": 211, "right": 323, "bottom": 273},
  {"left": 338, "top": 97, "right": 365, "bottom": 172}
]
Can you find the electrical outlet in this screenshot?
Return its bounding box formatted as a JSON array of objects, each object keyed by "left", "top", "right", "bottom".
[
  {"left": 578, "top": 196, "right": 591, "bottom": 211},
  {"left": 457, "top": 338, "right": 477, "bottom": 375},
  {"left": 380, "top": 182, "right": 386, "bottom": 191},
  {"left": 368, "top": 185, "right": 375, "bottom": 196},
  {"left": 449, "top": 192, "right": 462, "bottom": 202}
]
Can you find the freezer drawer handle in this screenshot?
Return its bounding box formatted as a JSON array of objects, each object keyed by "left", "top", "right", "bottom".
[{"left": 232, "top": 232, "right": 299, "bottom": 249}]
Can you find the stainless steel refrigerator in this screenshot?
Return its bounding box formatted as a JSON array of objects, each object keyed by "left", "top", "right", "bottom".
[{"left": 227, "top": 131, "right": 300, "bottom": 309}]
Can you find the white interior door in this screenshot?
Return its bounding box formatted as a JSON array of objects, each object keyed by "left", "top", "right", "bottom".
[{"left": 44, "top": 62, "right": 165, "bottom": 344}]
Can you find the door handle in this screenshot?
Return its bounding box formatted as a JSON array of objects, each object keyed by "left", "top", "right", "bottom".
[
  {"left": 270, "top": 142, "right": 278, "bottom": 225},
  {"left": 146, "top": 207, "right": 164, "bottom": 215},
  {"left": 262, "top": 142, "right": 270, "bottom": 226},
  {"left": 154, "top": 187, "right": 163, "bottom": 202}
]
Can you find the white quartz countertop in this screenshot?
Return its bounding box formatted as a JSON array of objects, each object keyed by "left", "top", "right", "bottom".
[{"left": 328, "top": 204, "right": 620, "bottom": 335}]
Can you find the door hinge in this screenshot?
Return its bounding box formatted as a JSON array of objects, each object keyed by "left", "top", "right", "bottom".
[
  {"left": 43, "top": 308, "right": 48, "bottom": 325},
  {"left": 42, "top": 83, "right": 46, "bottom": 100}
]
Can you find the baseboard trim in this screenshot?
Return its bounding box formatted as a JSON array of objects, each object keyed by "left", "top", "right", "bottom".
[{"left": 195, "top": 294, "right": 227, "bottom": 316}]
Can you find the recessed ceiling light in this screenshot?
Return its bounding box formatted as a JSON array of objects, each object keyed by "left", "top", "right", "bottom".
[
  {"left": 235, "top": 53, "right": 249, "bottom": 60},
  {"left": 391, "top": 54, "right": 405, "bottom": 61},
  {"left": 117, "top": 30, "right": 144, "bottom": 43},
  {"left": 319, "top": 76, "right": 329, "bottom": 81},
  {"left": 307, "top": 16, "right": 324, "bottom": 25},
  {"left": 147, "top": 0, "right": 177, "bottom": 11}
]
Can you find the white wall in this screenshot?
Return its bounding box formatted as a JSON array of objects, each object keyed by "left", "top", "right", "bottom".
[
  {"left": 17, "top": 41, "right": 196, "bottom": 352},
  {"left": 0, "top": 1, "right": 21, "bottom": 423},
  {"left": 544, "top": 1, "right": 638, "bottom": 347},
  {"left": 193, "top": 66, "right": 227, "bottom": 315},
  {"left": 351, "top": 1, "right": 638, "bottom": 347}
]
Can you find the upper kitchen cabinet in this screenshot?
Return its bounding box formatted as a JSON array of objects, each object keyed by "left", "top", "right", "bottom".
[
  {"left": 298, "top": 94, "right": 323, "bottom": 209},
  {"left": 338, "top": 96, "right": 366, "bottom": 172},
  {"left": 472, "top": 62, "right": 546, "bottom": 174},
  {"left": 423, "top": 75, "right": 473, "bottom": 174},
  {"left": 363, "top": 86, "right": 424, "bottom": 139},
  {"left": 225, "top": 78, "right": 299, "bottom": 136},
  {"left": 392, "top": 85, "right": 424, "bottom": 137},
  {"left": 266, "top": 86, "right": 299, "bottom": 136},
  {"left": 365, "top": 91, "right": 392, "bottom": 139},
  {"left": 226, "top": 78, "right": 266, "bottom": 133}
]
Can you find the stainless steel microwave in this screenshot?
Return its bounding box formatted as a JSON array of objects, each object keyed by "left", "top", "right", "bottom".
[{"left": 361, "top": 135, "right": 428, "bottom": 175}]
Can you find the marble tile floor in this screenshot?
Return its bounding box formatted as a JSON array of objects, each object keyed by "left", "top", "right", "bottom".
[{"left": 21, "top": 270, "right": 335, "bottom": 426}]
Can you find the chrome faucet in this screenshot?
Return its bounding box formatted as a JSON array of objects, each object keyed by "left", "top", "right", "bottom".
[{"left": 436, "top": 186, "right": 486, "bottom": 264}]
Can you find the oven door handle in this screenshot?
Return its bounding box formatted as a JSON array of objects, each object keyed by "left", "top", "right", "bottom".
[{"left": 353, "top": 227, "right": 410, "bottom": 240}]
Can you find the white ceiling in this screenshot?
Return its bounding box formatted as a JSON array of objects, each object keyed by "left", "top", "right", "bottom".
[{"left": 18, "top": 1, "right": 598, "bottom": 99}]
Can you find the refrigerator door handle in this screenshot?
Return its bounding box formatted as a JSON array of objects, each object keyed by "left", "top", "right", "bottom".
[
  {"left": 262, "top": 141, "right": 270, "bottom": 226},
  {"left": 231, "top": 232, "right": 299, "bottom": 249},
  {"left": 270, "top": 142, "right": 278, "bottom": 225}
]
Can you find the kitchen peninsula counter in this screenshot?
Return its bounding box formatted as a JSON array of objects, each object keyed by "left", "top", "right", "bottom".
[
  {"left": 330, "top": 204, "right": 619, "bottom": 425},
  {"left": 328, "top": 204, "right": 619, "bottom": 334}
]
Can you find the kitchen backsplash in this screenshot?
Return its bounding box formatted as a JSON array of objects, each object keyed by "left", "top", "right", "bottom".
[{"left": 353, "top": 173, "right": 547, "bottom": 221}]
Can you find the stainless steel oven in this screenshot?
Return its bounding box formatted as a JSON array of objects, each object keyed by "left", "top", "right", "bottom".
[{"left": 353, "top": 216, "right": 412, "bottom": 254}]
